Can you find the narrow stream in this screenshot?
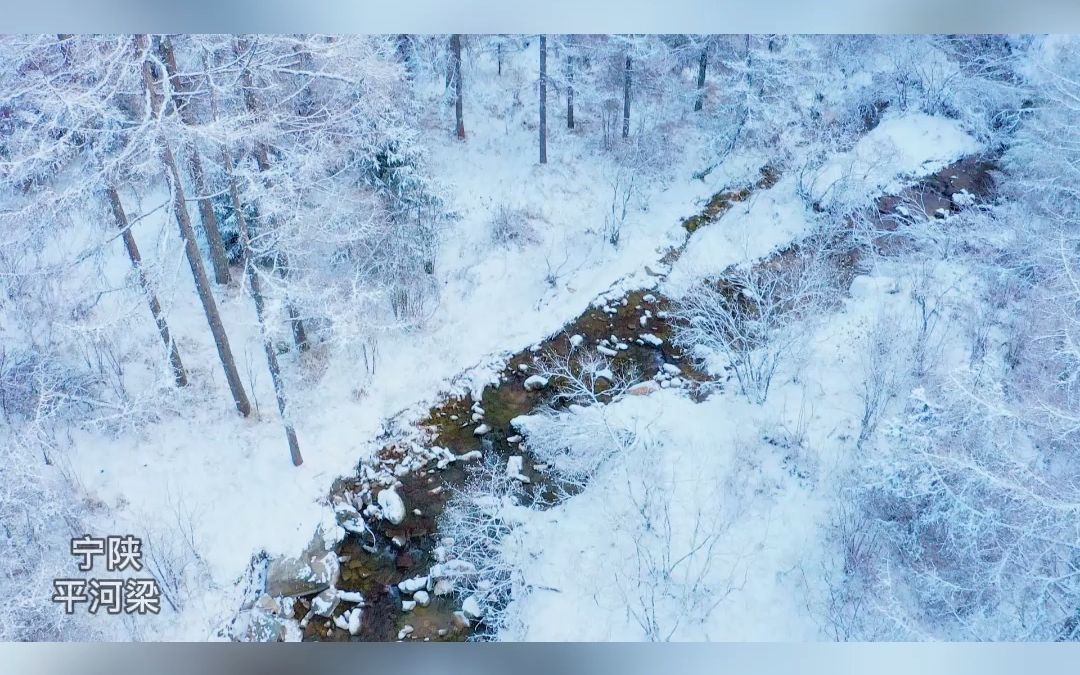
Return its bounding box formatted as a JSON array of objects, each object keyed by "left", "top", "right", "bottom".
[{"left": 292, "top": 155, "right": 997, "bottom": 642}]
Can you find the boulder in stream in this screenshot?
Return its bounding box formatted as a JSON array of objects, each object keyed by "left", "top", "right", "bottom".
[
  {"left": 232, "top": 609, "right": 291, "bottom": 642},
  {"left": 311, "top": 587, "right": 340, "bottom": 617},
  {"left": 264, "top": 531, "right": 341, "bottom": 598},
  {"left": 462, "top": 595, "right": 484, "bottom": 620},
  {"left": 627, "top": 380, "right": 661, "bottom": 396},
  {"left": 398, "top": 574, "right": 428, "bottom": 594},
  {"left": 377, "top": 487, "right": 406, "bottom": 525},
  {"left": 523, "top": 374, "right": 549, "bottom": 391}
]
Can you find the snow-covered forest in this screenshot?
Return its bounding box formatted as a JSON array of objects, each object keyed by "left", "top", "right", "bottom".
[{"left": 0, "top": 33, "right": 1078, "bottom": 642}]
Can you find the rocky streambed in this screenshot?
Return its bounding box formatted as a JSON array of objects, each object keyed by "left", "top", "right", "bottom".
[
  {"left": 298, "top": 285, "right": 710, "bottom": 642},
  {"left": 233, "top": 154, "right": 998, "bottom": 642}
]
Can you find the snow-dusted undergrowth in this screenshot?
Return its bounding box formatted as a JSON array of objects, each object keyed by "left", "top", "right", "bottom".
[{"left": 4, "top": 34, "right": 1078, "bottom": 642}]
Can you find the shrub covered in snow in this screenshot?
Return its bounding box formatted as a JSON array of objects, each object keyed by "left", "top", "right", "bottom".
[
  {"left": 488, "top": 204, "right": 539, "bottom": 247},
  {"left": 671, "top": 245, "right": 835, "bottom": 404}
]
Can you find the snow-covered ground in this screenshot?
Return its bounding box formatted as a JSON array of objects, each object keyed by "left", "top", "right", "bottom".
[
  {"left": 666, "top": 113, "right": 980, "bottom": 298},
  {"left": 494, "top": 120, "right": 983, "bottom": 639},
  {"left": 502, "top": 256, "right": 980, "bottom": 640},
  {"left": 6, "top": 34, "right": 1024, "bottom": 642},
  {"left": 56, "top": 41, "right": 761, "bottom": 640}
]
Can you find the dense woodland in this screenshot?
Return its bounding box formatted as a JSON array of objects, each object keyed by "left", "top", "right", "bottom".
[{"left": 0, "top": 34, "right": 1078, "bottom": 641}]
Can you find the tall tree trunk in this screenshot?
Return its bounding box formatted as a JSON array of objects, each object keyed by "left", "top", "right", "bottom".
[
  {"left": 164, "top": 136, "right": 251, "bottom": 416},
  {"left": 746, "top": 34, "right": 753, "bottom": 96},
  {"left": 451, "top": 34, "right": 465, "bottom": 140},
  {"left": 497, "top": 41, "right": 502, "bottom": 76},
  {"left": 159, "top": 37, "right": 231, "bottom": 285},
  {"left": 139, "top": 39, "right": 252, "bottom": 417},
  {"left": 106, "top": 186, "right": 188, "bottom": 388},
  {"left": 222, "top": 148, "right": 304, "bottom": 466},
  {"left": 623, "top": 55, "right": 632, "bottom": 139},
  {"left": 235, "top": 39, "right": 310, "bottom": 352},
  {"left": 694, "top": 47, "right": 707, "bottom": 112},
  {"left": 566, "top": 52, "right": 575, "bottom": 130},
  {"left": 539, "top": 35, "right": 547, "bottom": 165},
  {"left": 56, "top": 34, "right": 75, "bottom": 64},
  {"left": 396, "top": 34, "right": 414, "bottom": 79}
]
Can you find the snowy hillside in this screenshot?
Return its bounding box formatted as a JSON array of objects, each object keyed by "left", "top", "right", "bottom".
[{"left": 1, "top": 34, "right": 1078, "bottom": 643}]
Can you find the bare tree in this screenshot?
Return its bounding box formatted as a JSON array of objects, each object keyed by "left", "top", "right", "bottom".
[
  {"left": 206, "top": 57, "right": 304, "bottom": 466},
  {"left": 816, "top": 499, "right": 885, "bottom": 641},
  {"left": 451, "top": 34, "right": 465, "bottom": 140},
  {"left": 851, "top": 381, "right": 1080, "bottom": 640},
  {"left": 141, "top": 491, "right": 211, "bottom": 613},
  {"left": 223, "top": 148, "right": 303, "bottom": 465},
  {"left": 539, "top": 35, "right": 547, "bottom": 165},
  {"left": 234, "top": 38, "right": 310, "bottom": 353},
  {"left": 105, "top": 186, "right": 188, "bottom": 388},
  {"left": 614, "top": 453, "right": 746, "bottom": 641},
  {"left": 139, "top": 34, "right": 251, "bottom": 417},
  {"left": 533, "top": 347, "right": 638, "bottom": 407},
  {"left": 622, "top": 54, "right": 632, "bottom": 139},
  {"left": 694, "top": 44, "right": 707, "bottom": 112},
  {"left": 565, "top": 38, "right": 575, "bottom": 129},
  {"left": 671, "top": 251, "right": 831, "bottom": 404},
  {"left": 158, "top": 35, "right": 231, "bottom": 285},
  {"left": 395, "top": 34, "right": 414, "bottom": 78},
  {"left": 856, "top": 312, "right": 908, "bottom": 449},
  {"left": 438, "top": 454, "right": 539, "bottom": 636}
]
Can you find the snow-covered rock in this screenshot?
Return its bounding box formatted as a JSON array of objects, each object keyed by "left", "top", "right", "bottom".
[
  {"left": 337, "top": 590, "right": 365, "bottom": 604},
  {"left": 569, "top": 334, "right": 584, "bottom": 348},
  {"left": 506, "top": 456, "right": 531, "bottom": 483},
  {"left": 398, "top": 575, "right": 429, "bottom": 594},
  {"left": 523, "top": 374, "right": 549, "bottom": 391},
  {"left": 254, "top": 593, "right": 282, "bottom": 616},
  {"left": 233, "top": 609, "right": 289, "bottom": 642},
  {"left": 334, "top": 500, "right": 368, "bottom": 535},
  {"left": 640, "top": 333, "right": 664, "bottom": 347},
  {"left": 473, "top": 423, "right": 491, "bottom": 436},
  {"left": 311, "top": 588, "right": 340, "bottom": 617},
  {"left": 462, "top": 595, "right": 484, "bottom": 620},
  {"left": 627, "top": 380, "right": 661, "bottom": 396},
  {"left": 347, "top": 607, "right": 362, "bottom": 635},
  {"left": 413, "top": 590, "right": 431, "bottom": 607},
  {"left": 333, "top": 614, "right": 350, "bottom": 632},
  {"left": 264, "top": 533, "right": 341, "bottom": 598},
  {"left": 377, "top": 488, "right": 406, "bottom": 525}
]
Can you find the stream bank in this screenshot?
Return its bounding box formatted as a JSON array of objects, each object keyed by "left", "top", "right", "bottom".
[{"left": 251, "top": 153, "right": 997, "bottom": 642}]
